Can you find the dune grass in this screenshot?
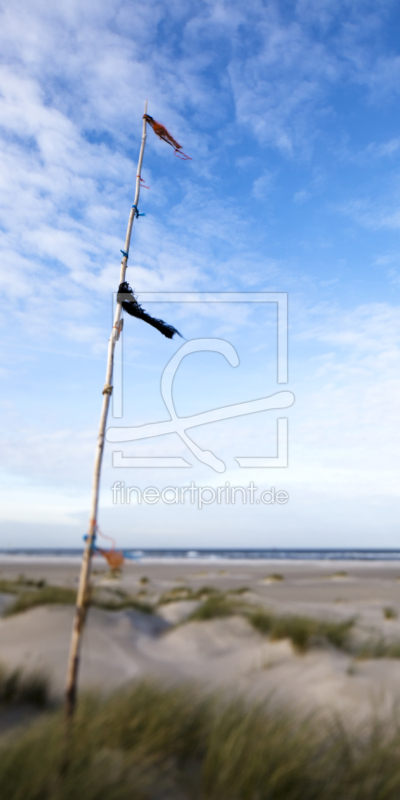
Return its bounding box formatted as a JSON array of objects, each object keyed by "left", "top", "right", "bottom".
[
  {"left": 190, "top": 595, "right": 400, "bottom": 658},
  {"left": 0, "top": 664, "right": 49, "bottom": 708},
  {"left": 0, "top": 576, "right": 46, "bottom": 595},
  {"left": 354, "top": 638, "right": 400, "bottom": 659},
  {"left": 92, "top": 589, "right": 153, "bottom": 614},
  {"left": 384, "top": 606, "right": 398, "bottom": 620},
  {"left": 4, "top": 579, "right": 400, "bottom": 661},
  {"left": 188, "top": 593, "right": 239, "bottom": 620},
  {"left": 248, "top": 608, "right": 354, "bottom": 652},
  {"left": 0, "top": 580, "right": 22, "bottom": 595},
  {"left": 158, "top": 585, "right": 250, "bottom": 605},
  {"left": 2, "top": 682, "right": 400, "bottom": 798},
  {"left": 1, "top": 580, "right": 153, "bottom": 617},
  {"left": 158, "top": 585, "right": 217, "bottom": 605},
  {"left": 189, "top": 593, "right": 355, "bottom": 652},
  {"left": 3, "top": 586, "right": 77, "bottom": 616}
]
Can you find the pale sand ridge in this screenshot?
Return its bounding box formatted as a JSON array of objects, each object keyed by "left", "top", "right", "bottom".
[{"left": 1, "top": 557, "right": 400, "bottom": 723}]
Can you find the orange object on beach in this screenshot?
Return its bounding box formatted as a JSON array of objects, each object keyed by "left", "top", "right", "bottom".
[
  {"left": 97, "top": 547, "right": 125, "bottom": 570},
  {"left": 96, "top": 527, "right": 125, "bottom": 570}
]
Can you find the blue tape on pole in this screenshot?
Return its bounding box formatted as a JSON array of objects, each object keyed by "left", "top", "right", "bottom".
[
  {"left": 83, "top": 533, "right": 97, "bottom": 551},
  {"left": 132, "top": 205, "right": 145, "bottom": 218}
]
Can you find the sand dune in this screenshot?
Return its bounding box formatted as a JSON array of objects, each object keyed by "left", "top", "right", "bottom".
[{"left": 1, "top": 558, "right": 400, "bottom": 722}]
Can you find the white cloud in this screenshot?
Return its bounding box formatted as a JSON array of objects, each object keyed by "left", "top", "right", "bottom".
[
  {"left": 252, "top": 170, "right": 274, "bottom": 199},
  {"left": 293, "top": 189, "right": 311, "bottom": 204}
]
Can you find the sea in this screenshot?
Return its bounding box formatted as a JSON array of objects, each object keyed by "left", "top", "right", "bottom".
[{"left": 1, "top": 548, "right": 400, "bottom": 562}]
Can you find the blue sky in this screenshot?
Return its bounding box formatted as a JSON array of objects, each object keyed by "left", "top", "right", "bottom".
[{"left": 1, "top": 0, "right": 400, "bottom": 548}]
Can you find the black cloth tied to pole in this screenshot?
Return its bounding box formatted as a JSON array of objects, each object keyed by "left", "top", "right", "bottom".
[{"left": 117, "top": 282, "right": 182, "bottom": 340}]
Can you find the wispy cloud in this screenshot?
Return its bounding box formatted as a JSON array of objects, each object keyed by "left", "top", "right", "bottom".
[{"left": 339, "top": 194, "right": 400, "bottom": 230}]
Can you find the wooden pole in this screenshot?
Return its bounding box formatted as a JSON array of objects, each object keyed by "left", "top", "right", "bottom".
[{"left": 65, "top": 102, "right": 148, "bottom": 719}]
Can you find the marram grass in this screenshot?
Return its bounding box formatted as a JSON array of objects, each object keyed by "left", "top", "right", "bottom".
[
  {"left": 189, "top": 595, "right": 355, "bottom": 653},
  {"left": 0, "top": 663, "right": 49, "bottom": 708},
  {"left": 189, "top": 595, "right": 400, "bottom": 660},
  {"left": 3, "top": 682, "right": 400, "bottom": 799},
  {"left": 1, "top": 580, "right": 153, "bottom": 616},
  {"left": 248, "top": 608, "right": 354, "bottom": 652},
  {"left": 3, "top": 586, "right": 78, "bottom": 615},
  {"left": 158, "top": 584, "right": 217, "bottom": 604},
  {"left": 4, "top": 579, "right": 400, "bottom": 661}
]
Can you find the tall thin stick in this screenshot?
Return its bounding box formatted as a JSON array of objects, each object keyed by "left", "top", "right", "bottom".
[{"left": 65, "top": 102, "right": 148, "bottom": 719}]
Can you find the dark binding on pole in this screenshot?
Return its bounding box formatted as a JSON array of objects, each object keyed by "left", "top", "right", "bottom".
[{"left": 117, "top": 282, "right": 182, "bottom": 340}]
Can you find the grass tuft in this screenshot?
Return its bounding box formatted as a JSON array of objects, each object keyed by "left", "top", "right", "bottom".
[
  {"left": 188, "top": 594, "right": 355, "bottom": 653},
  {"left": 0, "top": 577, "right": 47, "bottom": 594},
  {"left": 3, "top": 682, "right": 400, "bottom": 798},
  {"left": 384, "top": 606, "right": 398, "bottom": 620},
  {"left": 92, "top": 590, "right": 153, "bottom": 614},
  {"left": 188, "top": 594, "right": 239, "bottom": 621},
  {"left": 2, "top": 581, "right": 154, "bottom": 617},
  {"left": 0, "top": 664, "right": 49, "bottom": 708},
  {"left": 3, "top": 586, "right": 77, "bottom": 616},
  {"left": 0, "top": 580, "right": 21, "bottom": 595},
  {"left": 158, "top": 585, "right": 217, "bottom": 605},
  {"left": 354, "top": 639, "right": 400, "bottom": 659},
  {"left": 248, "top": 609, "right": 354, "bottom": 652}
]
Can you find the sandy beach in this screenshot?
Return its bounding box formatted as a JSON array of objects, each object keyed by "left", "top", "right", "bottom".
[{"left": 2, "top": 557, "right": 400, "bottom": 723}]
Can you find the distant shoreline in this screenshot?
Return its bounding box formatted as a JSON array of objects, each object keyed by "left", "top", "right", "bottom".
[{"left": 2, "top": 548, "right": 400, "bottom": 563}]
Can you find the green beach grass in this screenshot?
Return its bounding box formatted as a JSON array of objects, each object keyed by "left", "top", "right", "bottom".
[
  {"left": 158, "top": 584, "right": 217, "bottom": 604},
  {"left": 3, "top": 586, "right": 78, "bottom": 615},
  {"left": 4, "top": 579, "right": 400, "bottom": 660},
  {"left": 188, "top": 594, "right": 400, "bottom": 658},
  {"left": 2, "top": 681, "right": 400, "bottom": 799},
  {"left": 0, "top": 576, "right": 46, "bottom": 595},
  {"left": 1, "top": 579, "right": 153, "bottom": 617},
  {"left": 188, "top": 594, "right": 355, "bottom": 652},
  {"left": 384, "top": 606, "right": 398, "bottom": 620},
  {"left": 248, "top": 608, "right": 354, "bottom": 652},
  {"left": 0, "top": 664, "right": 49, "bottom": 708}
]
